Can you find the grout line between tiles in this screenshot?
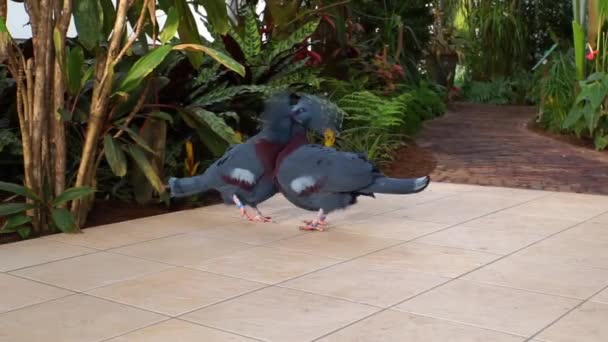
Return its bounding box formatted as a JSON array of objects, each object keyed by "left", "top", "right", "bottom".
[
  {"left": 524, "top": 283, "right": 608, "bottom": 342},
  {"left": 312, "top": 192, "right": 608, "bottom": 341},
  {"left": 1, "top": 187, "right": 601, "bottom": 341}
]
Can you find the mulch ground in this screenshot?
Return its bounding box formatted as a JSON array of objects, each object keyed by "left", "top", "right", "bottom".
[{"left": 415, "top": 101, "right": 608, "bottom": 194}]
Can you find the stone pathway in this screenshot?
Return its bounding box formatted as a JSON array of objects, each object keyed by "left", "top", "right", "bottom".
[
  {"left": 417, "top": 102, "right": 608, "bottom": 194},
  {"left": 1, "top": 183, "right": 608, "bottom": 341}
]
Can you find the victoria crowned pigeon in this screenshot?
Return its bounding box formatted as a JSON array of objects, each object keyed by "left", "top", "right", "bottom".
[
  {"left": 166, "top": 92, "right": 338, "bottom": 222},
  {"left": 274, "top": 95, "right": 430, "bottom": 231}
]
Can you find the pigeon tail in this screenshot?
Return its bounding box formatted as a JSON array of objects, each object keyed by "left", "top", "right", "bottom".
[
  {"left": 360, "top": 176, "right": 430, "bottom": 195},
  {"left": 168, "top": 172, "right": 213, "bottom": 198}
]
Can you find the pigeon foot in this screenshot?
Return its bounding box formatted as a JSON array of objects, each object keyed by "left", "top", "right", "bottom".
[
  {"left": 299, "top": 223, "right": 326, "bottom": 232},
  {"left": 251, "top": 215, "right": 274, "bottom": 223}
]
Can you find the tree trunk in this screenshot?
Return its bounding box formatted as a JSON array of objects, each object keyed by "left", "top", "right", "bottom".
[
  {"left": 27, "top": 0, "right": 54, "bottom": 231},
  {"left": 71, "top": 0, "right": 133, "bottom": 227},
  {"left": 51, "top": 0, "right": 72, "bottom": 199}
]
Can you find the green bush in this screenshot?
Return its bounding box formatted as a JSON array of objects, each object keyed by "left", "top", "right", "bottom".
[
  {"left": 531, "top": 50, "right": 576, "bottom": 132},
  {"left": 326, "top": 81, "right": 445, "bottom": 164}
]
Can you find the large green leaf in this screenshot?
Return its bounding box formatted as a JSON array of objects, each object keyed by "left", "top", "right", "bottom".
[
  {"left": 73, "top": 0, "right": 103, "bottom": 51},
  {"left": 242, "top": 8, "right": 261, "bottom": 60},
  {"left": 595, "top": 134, "right": 608, "bottom": 150},
  {"left": 149, "top": 111, "right": 174, "bottom": 125},
  {"left": 66, "top": 46, "right": 85, "bottom": 95},
  {"left": 117, "top": 45, "right": 173, "bottom": 93},
  {"left": 52, "top": 187, "right": 96, "bottom": 206},
  {"left": 103, "top": 134, "right": 127, "bottom": 177},
  {"left": 117, "top": 125, "right": 156, "bottom": 154},
  {"left": 3, "top": 214, "right": 32, "bottom": 230},
  {"left": 174, "top": 44, "right": 245, "bottom": 77},
  {"left": 178, "top": 109, "right": 231, "bottom": 156},
  {"left": 159, "top": 7, "right": 180, "bottom": 44},
  {"left": 175, "top": 0, "right": 205, "bottom": 68},
  {"left": 100, "top": 0, "right": 116, "bottom": 37},
  {"left": 267, "top": 19, "right": 320, "bottom": 62},
  {"left": 191, "top": 108, "right": 239, "bottom": 144},
  {"left": 0, "top": 203, "right": 37, "bottom": 216},
  {"left": 127, "top": 145, "right": 166, "bottom": 194},
  {"left": 572, "top": 21, "right": 586, "bottom": 81},
  {"left": 192, "top": 84, "right": 273, "bottom": 106},
  {"left": 564, "top": 106, "right": 585, "bottom": 129},
  {"left": 196, "top": 0, "right": 230, "bottom": 35},
  {"left": 51, "top": 208, "right": 77, "bottom": 233},
  {"left": 0, "top": 181, "right": 40, "bottom": 201}
]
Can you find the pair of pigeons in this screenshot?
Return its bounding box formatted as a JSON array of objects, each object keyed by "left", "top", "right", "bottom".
[{"left": 168, "top": 93, "right": 430, "bottom": 231}]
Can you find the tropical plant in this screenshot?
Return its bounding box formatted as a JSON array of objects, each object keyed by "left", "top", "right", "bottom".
[
  {"left": 563, "top": 71, "right": 608, "bottom": 149},
  {"left": 460, "top": 0, "right": 529, "bottom": 81},
  {"left": 462, "top": 79, "right": 517, "bottom": 105},
  {"left": 0, "top": 181, "right": 95, "bottom": 239},
  {"left": 337, "top": 127, "right": 406, "bottom": 166},
  {"left": 0, "top": 0, "right": 246, "bottom": 231},
  {"left": 532, "top": 49, "right": 577, "bottom": 131}
]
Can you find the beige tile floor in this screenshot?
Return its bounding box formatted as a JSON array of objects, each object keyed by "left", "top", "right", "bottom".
[{"left": 2, "top": 182, "right": 608, "bottom": 341}]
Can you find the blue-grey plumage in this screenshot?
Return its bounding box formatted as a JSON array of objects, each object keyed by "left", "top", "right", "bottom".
[
  {"left": 275, "top": 144, "right": 430, "bottom": 231},
  {"left": 166, "top": 92, "right": 345, "bottom": 223},
  {"left": 167, "top": 92, "right": 297, "bottom": 222}
]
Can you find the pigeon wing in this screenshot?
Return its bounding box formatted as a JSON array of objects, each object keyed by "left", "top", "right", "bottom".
[{"left": 278, "top": 145, "right": 375, "bottom": 195}]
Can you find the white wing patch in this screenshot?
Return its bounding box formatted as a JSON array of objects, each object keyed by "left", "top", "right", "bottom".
[
  {"left": 290, "top": 176, "right": 316, "bottom": 194},
  {"left": 230, "top": 168, "right": 255, "bottom": 184}
]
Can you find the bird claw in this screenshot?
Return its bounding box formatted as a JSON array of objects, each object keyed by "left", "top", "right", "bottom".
[
  {"left": 302, "top": 220, "right": 329, "bottom": 226},
  {"left": 251, "top": 215, "right": 273, "bottom": 223},
  {"left": 299, "top": 222, "right": 326, "bottom": 232}
]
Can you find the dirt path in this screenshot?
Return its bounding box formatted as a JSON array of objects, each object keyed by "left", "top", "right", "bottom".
[{"left": 415, "top": 102, "right": 608, "bottom": 194}]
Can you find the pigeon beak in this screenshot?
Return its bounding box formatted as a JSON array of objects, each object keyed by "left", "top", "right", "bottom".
[{"left": 323, "top": 128, "right": 336, "bottom": 147}]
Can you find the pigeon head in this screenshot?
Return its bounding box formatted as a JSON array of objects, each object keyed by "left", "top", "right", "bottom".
[{"left": 290, "top": 94, "right": 344, "bottom": 147}]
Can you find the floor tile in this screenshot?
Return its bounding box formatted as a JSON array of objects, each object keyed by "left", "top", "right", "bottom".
[
  {"left": 181, "top": 286, "right": 379, "bottom": 342},
  {"left": 318, "top": 310, "right": 525, "bottom": 342},
  {"left": 590, "top": 212, "right": 608, "bottom": 224},
  {"left": 359, "top": 242, "right": 499, "bottom": 277},
  {"left": 501, "top": 194, "right": 608, "bottom": 221},
  {"left": 394, "top": 279, "right": 580, "bottom": 336},
  {"left": 555, "top": 222, "right": 608, "bottom": 243},
  {"left": 87, "top": 267, "right": 263, "bottom": 316},
  {"left": 11, "top": 252, "right": 172, "bottom": 291},
  {"left": 537, "top": 301, "right": 608, "bottom": 342},
  {"left": 464, "top": 255, "right": 608, "bottom": 299},
  {"left": 266, "top": 231, "right": 401, "bottom": 260},
  {"left": 0, "top": 273, "right": 73, "bottom": 314},
  {"left": 281, "top": 260, "right": 448, "bottom": 307},
  {"left": 0, "top": 294, "right": 165, "bottom": 342},
  {"left": 109, "top": 232, "right": 252, "bottom": 266},
  {"left": 592, "top": 288, "right": 608, "bottom": 304},
  {"left": 334, "top": 218, "right": 449, "bottom": 241},
  {"left": 106, "top": 319, "right": 258, "bottom": 341},
  {"left": 0, "top": 239, "right": 94, "bottom": 272},
  {"left": 195, "top": 246, "right": 340, "bottom": 284},
  {"left": 43, "top": 226, "right": 157, "bottom": 250},
  {"left": 196, "top": 222, "right": 305, "bottom": 245},
  {"left": 515, "top": 236, "right": 608, "bottom": 270},
  {"left": 416, "top": 224, "right": 564, "bottom": 255},
  {"left": 389, "top": 192, "right": 529, "bottom": 224},
  {"left": 460, "top": 211, "right": 578, "bottom": 236}
]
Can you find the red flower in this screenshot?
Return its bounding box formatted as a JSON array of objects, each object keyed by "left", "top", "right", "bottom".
[
  {"left": 587, "top": 49, "right": 599, "bottom": 60},
  {"left": 393, "top": 64, "right": 405, "bottom": 78},
  {"left": 294, "top": 47, "right": 322, "bottom": 66}
]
